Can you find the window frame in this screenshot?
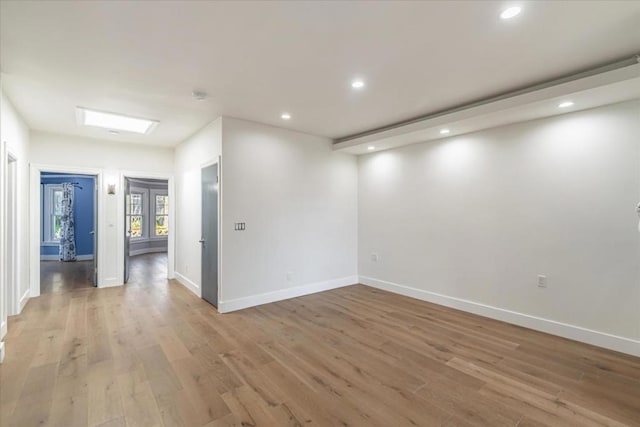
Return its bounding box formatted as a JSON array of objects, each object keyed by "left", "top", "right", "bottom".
[
  {"left": 150, "top": 189, "right": 169, "bottom": 239},
  {"left": 128, "top": 187, "right": 149, "bottom": 241},
  {"left": 42, "top": 184, "right": 65, "bottom": 245}
]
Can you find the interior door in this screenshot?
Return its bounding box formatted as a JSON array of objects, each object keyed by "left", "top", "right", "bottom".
[
  {"left": 201, "top": 163, "right": 218, "bottom": 307},
  {"left": 124, "top": 178, "right": 131, "bottom": 283}
]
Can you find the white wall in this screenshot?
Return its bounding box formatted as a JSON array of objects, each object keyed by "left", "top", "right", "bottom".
[
  {"left": 358, "top": 101, "right": 640, "bottom": 354},
  {"left": 173, "top": 118, "right": 222, "bottom": 296},
  {"left": 220, "top": 117, "right": 358, "bottom": 311},
  {"left": 0, "top": 86, "right": 31, "bottom": 352},
  {"left": 29, "top": 131, "right": 174, "bottom": 289}
]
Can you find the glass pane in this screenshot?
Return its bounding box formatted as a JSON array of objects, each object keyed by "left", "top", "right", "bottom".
[
  {"left": 155, "top": 195, "right": 169, "bottom": 215},
  {"left": 155, "top": 215, "right": 169, "bottom": 236},
  {"left": 130, "top": 215, "right": 142, "bottom": 237},
  {"left": 54, "top": 215, "right": 62, "bottom": 240},
  {"left": 53, "top": 190, "right": 64, "bottom": 215},
  {"left": 131, "top": 193, "right": 143, "bottom": 215}
]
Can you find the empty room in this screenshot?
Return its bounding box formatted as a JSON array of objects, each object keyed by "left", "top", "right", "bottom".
[{"left": 0, "top": 1, "right": 639, "bottom": 426}]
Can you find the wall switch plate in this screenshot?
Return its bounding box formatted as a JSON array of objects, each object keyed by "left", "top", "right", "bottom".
[
  {"left": 286, "top": 271, "right": 293, "bottom": 282},
  {"left": 371, "top": 253, "right": 378, "bottom": 262},
  {"left": 537, "top": 275, "right": 547, "bottom": 288}
]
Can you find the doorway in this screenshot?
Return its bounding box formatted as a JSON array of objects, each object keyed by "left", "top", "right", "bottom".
[
  {"left": 39, "top": 172, "right": 98, "bottom": 294},
  {"left": 201, "top": 163, "right": 219, "bottom": 307},
  {"left": 124, "top": 177, "right": 170, "bottom": 285}
]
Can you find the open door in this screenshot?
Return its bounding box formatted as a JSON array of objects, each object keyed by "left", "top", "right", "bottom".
[
  {"left": 201, "top": 163, "right": 219, "bottom": 307},
  {"left": 124, "top": 178, "right": 131, "bottom": 283}
]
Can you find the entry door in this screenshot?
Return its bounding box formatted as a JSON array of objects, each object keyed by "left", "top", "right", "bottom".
[
  {"left": 124, "top": 178, "right": 131, "bottom": 283},
  {"left": 201, "top": 164, "right": 218, "bottom": 307}
]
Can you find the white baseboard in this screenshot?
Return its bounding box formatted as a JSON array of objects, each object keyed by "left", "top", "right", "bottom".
[
  {"left": 99, "top": 278, "right": 123, "bottom": 288},
  {"left": 40, "top": 254, "right": 94, "bottom": 261},
  {"left": 129, "top": 247, "right": 167, "bottom": 256},
  {"left": 218, "top": 275, "right": 358, "bottom": 314},
  {"left": 0, "top": 342, "right": 5, "bottom": 364},
  {"left": 0, "top": 320, "right": 6, "bottom": 340},
  {"left": 174, "top": 272, "right": 200, "bottom": 297},
  {"left": 19, "top": 289, "right": 30, "bottom": 313},
  {"left": 359, "top": 276, "right": 640, "bottom": 357}
]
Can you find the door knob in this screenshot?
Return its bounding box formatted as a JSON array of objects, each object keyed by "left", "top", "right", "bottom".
[{"left": 199, "top": 239, "right": 205, "bottom": 244}]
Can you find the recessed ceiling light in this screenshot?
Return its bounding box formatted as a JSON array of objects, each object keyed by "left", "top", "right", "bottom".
[
  {"left": 77, "top": 107, "right": 158, "bottom": 134},
  {"left": 558, "top": 101, "right": 574, "bottom": 108},
  {"left": 281, "top": 112, "right": 291, "bottom": 120},
  {"left": 440, "top": 129, "right": 450, "bottom": 134},
  {"left": 367, "top": 146, "right": 375, "bottom": 150},
  {"left": 351, "top": 79, "right": 365, "bottom": 89},
  {"left": 500, "top": 6, "right": 522, "bottom": 20}
]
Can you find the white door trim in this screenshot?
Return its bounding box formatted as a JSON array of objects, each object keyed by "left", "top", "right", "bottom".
[
  {"left": 120, "top": 171, "right": 175, "bottom": 282},
  {"left": 29, "top": 164, "right": 103, "bottom": 298}
]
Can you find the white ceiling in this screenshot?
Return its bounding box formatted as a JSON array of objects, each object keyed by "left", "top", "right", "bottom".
[{"left": 1, "top": 1, "right": 639, "bottom": 147}]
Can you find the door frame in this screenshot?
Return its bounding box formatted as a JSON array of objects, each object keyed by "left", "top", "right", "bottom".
[
  {"left": 120, "top": 171, "right": 175, "bottom": 283},
  {"left": 200, "top": 158, "right": 221, "bottom": 306},
  {"left": 29, "top": 164, "right": 102, "bottom": 298},
  {"left": 4, "top": 150, "right": 18, "bottom": 315}
]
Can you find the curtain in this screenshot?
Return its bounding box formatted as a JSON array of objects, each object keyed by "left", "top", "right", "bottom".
[{"left": 59, "top": 183, "right": 77, "bottom": 261}]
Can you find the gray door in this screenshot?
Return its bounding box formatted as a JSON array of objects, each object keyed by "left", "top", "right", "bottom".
[
  {"left": 124, "top": 178, "right": 131, "bottom": 283},
  {"left": 201, "top": 163, "right": 218, "bottom": 307}
]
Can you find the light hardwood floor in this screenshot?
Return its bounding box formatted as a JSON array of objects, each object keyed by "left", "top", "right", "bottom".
[
  {"left": 40, "top": 260, "right": 95, "bottom": 294},
  {"left": 2, "top": 256, "right": 639, "bottom": 426}
]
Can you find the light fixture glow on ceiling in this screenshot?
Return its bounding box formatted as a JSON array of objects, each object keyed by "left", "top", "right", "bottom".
[
  {"left": 440, "top": 129, "right": 450, "bottom": 134},
  {"left": 78, "top": 107, "right": 158, "bottom": 134},
  {"left": 558, "top": 101, "right": 574, "bottom": 108},
  {"left": 281, "top": 112, "right": 291, "bottom": 120},
  {"left": 351, "top": 79, "right": 365, "bottom": 89},
  {"left": 367, "top": 146, "right": 375, "bottom": 150},
  {"left": 500, "top": 6, "right": 522, "bottom": 20}
]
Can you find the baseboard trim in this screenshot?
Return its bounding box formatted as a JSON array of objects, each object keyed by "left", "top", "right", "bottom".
[
  {"left": 40, "top": 254, "right": 94, "bottom": 261},
  {"left": 100, "top": 278, "right": 123, "bottom": 288},
  {"left": 0, "top": 342, "right": 5, "bottom": 364},
  {"left": 19, "top": 289, "right": 30, "bottom": 313},
  {"left": 218, "top": 275, "right": 358, "bottom": 314},
  {"left": 129, "top": 247, "right": 167, "bottom": 256},
  {"left": 0, "top": 320, "right": 6, "bottom": 340},
  {"left": 359, "top": 276, "right": 640, "bottom": 357},
  {"left": 174, "top": 272, "right": 200, "bottom": 297}
]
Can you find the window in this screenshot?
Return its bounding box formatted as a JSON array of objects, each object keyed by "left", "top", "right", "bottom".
[
  {"left": 127, "top": 191, "right": 146, "bottom": 239},
  {"left": 42, "top": 184, "right": 64, "bottom": 244},
  {"left": 126, "top": 186, "right": 169, "bottom": 240},
  {"left": 154, "top": 194, "right": 169, "bottom": 237}
]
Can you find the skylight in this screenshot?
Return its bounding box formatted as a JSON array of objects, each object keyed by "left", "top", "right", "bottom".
[{"left": 77, "top": 107, "right": 158, "bottom": 134}]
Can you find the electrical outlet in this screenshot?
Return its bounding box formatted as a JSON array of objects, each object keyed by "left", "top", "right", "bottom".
[
  {"left": 234, "top": 222, "right": 246, "bottom": 231},
  {"left": 371, "top": 253, "right": 378, "bottom": 262},
  {"left": 537, "top": 275, "right": 547, "bottom": 288}
]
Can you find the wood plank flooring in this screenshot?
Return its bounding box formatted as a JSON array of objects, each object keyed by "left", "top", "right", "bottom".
[
  {"left": 2, "top": 256, "right": 639, "bottom": 426},
  {"left": 40, "top": 260, "right": 95, "bottom": 294}
]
